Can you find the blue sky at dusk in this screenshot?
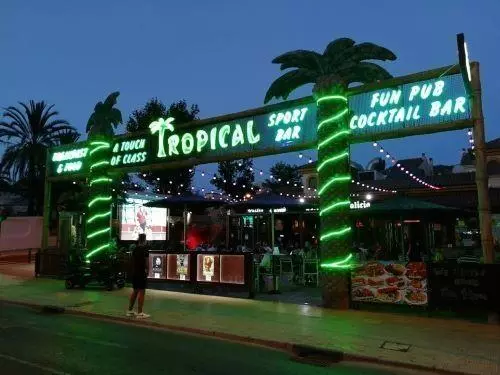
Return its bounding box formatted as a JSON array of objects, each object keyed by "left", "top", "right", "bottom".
[{"left": 2, "top": 0, "right": 499, "bottom": 191}]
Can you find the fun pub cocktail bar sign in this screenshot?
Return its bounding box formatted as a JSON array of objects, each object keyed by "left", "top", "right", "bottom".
[{"left": 48, "top": 71, "right": 471, "bottom": 178}]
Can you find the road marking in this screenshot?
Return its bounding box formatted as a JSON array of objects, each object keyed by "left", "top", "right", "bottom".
[{"left": 0, "top": 353, "right": 71, "bottom": 375}]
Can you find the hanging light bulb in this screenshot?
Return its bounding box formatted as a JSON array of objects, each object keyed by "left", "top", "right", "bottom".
[
  {"left": 299, "top": 153, "right": 303, "bottom": 159},
  {"left": 308, "top": 158, "right": 313, "bottom": 163}
]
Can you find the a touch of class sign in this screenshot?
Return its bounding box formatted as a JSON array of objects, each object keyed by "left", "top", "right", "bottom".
[{"left": 348, "top": 73, "right": 471, "bottom": 137}]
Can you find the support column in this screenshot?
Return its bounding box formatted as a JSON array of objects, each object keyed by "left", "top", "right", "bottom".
[
  {"left": 42, "top": 151, "right": 52, "bottom": 250},
  {"left": 470, "top": 62, "right": 494, "bottom": 263}
]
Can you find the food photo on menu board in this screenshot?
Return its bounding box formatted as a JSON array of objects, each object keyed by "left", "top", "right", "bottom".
[
  {"left": 351, "top": 261, "right": 428, "bottom": 306},
  {"left": 203, "top": 255, "right": 215, "bottom": 281}
]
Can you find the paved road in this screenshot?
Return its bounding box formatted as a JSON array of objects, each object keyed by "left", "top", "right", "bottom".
[{"left": 0, "top": 303, "right": 437, "bottom": 375}]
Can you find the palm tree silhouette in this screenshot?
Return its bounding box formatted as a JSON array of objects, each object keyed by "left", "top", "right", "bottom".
[
  {"left": 85, "top": 92, "right": 122, "bottom": 259},
  {"left": 0, "top": 101, "right": 76, "bottom": 214},
  {"left": 149, "top": 117, "right": 175, "bottom": 158},
  {"left": 265, "top": 38, "right": 396, "bottom": 308}
]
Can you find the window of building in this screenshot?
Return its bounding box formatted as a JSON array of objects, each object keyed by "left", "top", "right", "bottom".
[{"left": 308, "top": 177, "right": 317, "bottom": 189}]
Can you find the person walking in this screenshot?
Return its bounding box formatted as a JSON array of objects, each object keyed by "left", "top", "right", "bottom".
[{"left": 127, "top": 233, "right": 150, "bottom": 318}]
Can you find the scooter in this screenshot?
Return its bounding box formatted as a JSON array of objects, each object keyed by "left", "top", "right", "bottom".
[{"left": 65, "top": 253, "right": 126, "bottom": 291}]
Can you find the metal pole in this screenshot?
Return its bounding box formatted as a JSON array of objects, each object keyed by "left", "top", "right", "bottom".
[
  {"left": 166, "top": 208, "right": 170, "bottom": 241},
  {"left": 271, "top": 210, "right": 275, "bottom": 250},
  {"left": 226, "top": 210, "right": 230, "bottom": 249},
  {"left": 470, "top": 62, "right": 494, "bottom": 263},
  {"left": 183, "top": 205, "right": 187, "bottom": 251},
  {"left": 41, "top": 150, "right": 51, "bottom": 251}
]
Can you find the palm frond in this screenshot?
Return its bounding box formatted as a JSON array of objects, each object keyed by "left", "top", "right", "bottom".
[
  {"left": 335, "top": 42, "right": 396, "bottom": 67},
  {"left": 272, "top": 50, "right": 324, "bottom": 72},
  {"left": 341, "top": 62, "right": 394, "bottom": 86},
  {"left": 264, "top": 69, "right": 316, "bottom": 103},
  {"left": 323, "top": 38, "right": 355, "bottom": 58}
]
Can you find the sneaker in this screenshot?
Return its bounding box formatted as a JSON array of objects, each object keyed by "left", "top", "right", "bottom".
[
  {"left": 126, "top": 310, "right": 136, "bottom": 317},
  {"left": 136, "top": 312, "right": 150, "bottom": 319}
]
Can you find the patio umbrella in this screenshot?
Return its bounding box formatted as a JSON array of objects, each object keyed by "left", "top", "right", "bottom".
[{"left": 144, "top": 195, "right": 227, "bottom": 250}]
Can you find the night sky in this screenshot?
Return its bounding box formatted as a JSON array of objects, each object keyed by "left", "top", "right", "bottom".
[{"left": 2, "top": 0, "right": 499, "bottom": 190}]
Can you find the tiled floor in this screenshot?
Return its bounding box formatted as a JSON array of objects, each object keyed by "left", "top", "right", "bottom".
[{"left": 0, "top": 275, "right": 499, "bottom": 375}]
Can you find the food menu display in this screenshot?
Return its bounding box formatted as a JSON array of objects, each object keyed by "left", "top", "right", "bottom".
[
  {"left": 220, "top": 255, "right": 245, "bottom": 285},
  {"left": 167, "top": 254, "right": 190, "bottom": 281},
  {"left": 351, "top": 261, "right": 428, "bottom": 306},
  {"left": 197, "top": 254, "right": 220, "bottom": 283},
  {"left": 148, "top": 254, "right": 166, "bottom": 279}
]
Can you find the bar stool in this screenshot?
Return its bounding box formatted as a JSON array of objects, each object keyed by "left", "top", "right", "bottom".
[{"left": 303, "top": 258, "right": 319, "bottom": 287}]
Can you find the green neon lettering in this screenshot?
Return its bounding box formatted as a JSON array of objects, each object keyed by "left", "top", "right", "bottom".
[
  {"left": 268, "top": 114, "right": 276, "bottom": 127},
  {"left": 429, "top": 101, "right": 441, "bottom": 117},
  {"left": 291, "top": 109, "right": 300, "bottom": 123},
  {"left": 409, "top": 85, "right": 420, "bottom": 101},
  {"left": 275, "top": 129, "right": 284, "bottom": 142},
  {"left": 349, "top": 116, "right": 358, "bottom": 130},
  {"left": 210, "top": 127, "right": 217, "bottom": 150},
  {"left": 420, "top": 84, "right": 432, "bottom": 99},
  {"left": 283, "top": 111, "right": 291, "bottom": 124},
  {"left": 388, "top": 108, "right": 398, "bottom": 123},
  {"left": 231, "top": 124, "right": 245, "bottom": 147},
  {"left": 370, "top": 93, "right": 380, "bottom": 108},
  {"left": 433, "top": 80, "right": 444, "bottom": 97},
  {"left": 299, "top": 107, "right": 308, "bottom": 121},
  {"left": 394, "top": 107, "right": 405, "bottom": 123},
  {"left": 168, "top": 135, "right": 180, "bottom": 156},
  {"left": 282, "top": 127, "right": 292, "bottom": 140},
  {"left": 291, "top": 125, "right": 301, "bottom": 139},
  {"left": 246, "top": 121, "right": 260, "bottom": 144},
  {"left": 275, "top": 112, "right": 285, "bottom": 126},
  {"left": 139, "top": 151, "right": 147, "bottom": 162},
  {"left": 196, "top": 130, "right": 208, "bottom": 152},
  {"left": 440, "top": 99, "right": 453, "bottom": 116},
  {"left": 181, "top": 133, "right": 194, "bottom": 154},
  {"left": 454, "top": 97, "right": 466, "bottom": 113},
  {"left": 113, "top": 143, "right": 119, "bottom": 153},
  {"left": 376, "top": 111, "right": 388, "bottom": 125},
  {"left": 379, "top": 91, "right": 390, "bottom": 107},
  {"left": 218, "top": 125, "right": 230, "bottom": 148}
]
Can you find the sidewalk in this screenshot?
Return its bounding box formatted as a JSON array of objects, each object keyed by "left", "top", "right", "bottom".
[{"left": 0, "top": 275, "right": 499, "bottom": 375}]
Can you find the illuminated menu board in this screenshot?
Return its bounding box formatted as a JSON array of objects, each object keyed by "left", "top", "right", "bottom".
[
  {"left": 148, "top": 253, "right": 166, "bottom": 279},
  {"left": 220, "top": 255, "right": 245, "bottom": 285},
  {"left": 196, "top": 254, "right": 220, "bottom": 283}
]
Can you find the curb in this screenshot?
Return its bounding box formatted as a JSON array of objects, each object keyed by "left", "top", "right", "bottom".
[{"left": 0, "top": 299, "right": 476, "bottom": 375}]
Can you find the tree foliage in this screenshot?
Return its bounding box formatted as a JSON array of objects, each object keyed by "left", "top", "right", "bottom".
[
  {"left": 262, "top": 162, "right": 302, "bottom": 195},
  {"left": 211, "top": 159, "right": 256, "bottom": 198},
  {"left": 0, "top": 100, "right": 77, "bottom": 214},
  {"left": 126, "top": 99, "right": 199, "bottom": 195}
]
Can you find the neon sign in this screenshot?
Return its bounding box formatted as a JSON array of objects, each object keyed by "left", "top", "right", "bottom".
[
  {"left": 52, "top": 147, "right": 88, "bottom": 174},
  {"left": 150, "top": 118, "right": 260, "bottom": 159},
  {"left": 111, "top": 138, "right": 147, "bottom": 166},
  {"left": 350, "top": 201, "right": 371, "bottom": 209},
  {"left": 348, "top": 74, "right": 471, "bottom": 137}
]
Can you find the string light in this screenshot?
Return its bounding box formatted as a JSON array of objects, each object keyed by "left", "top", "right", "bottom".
[
  {"left": 371, "top": 141, "right": 442, "bottom": 190},
  {"left": 467, "top": 129, "right": 475, "bottom": 151}
]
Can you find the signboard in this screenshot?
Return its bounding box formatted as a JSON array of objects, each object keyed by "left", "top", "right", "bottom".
[
  {"left": 348, "top": 73, "right": 471, "bottom": 138},
  {"left": 351, "top": 261, "right": 428, "bottom": 306},
  {"left": 47, "top": 102, "right": 317, "bottom": 178},
  {"left": 47, "top": 69, "right": 472, "bottom": 180},
  {"left": 427, "top": 263, "right": 500, "bottom": 310},
  {"left": 220, "top": 255, "right": 245, "bottom": 285}
]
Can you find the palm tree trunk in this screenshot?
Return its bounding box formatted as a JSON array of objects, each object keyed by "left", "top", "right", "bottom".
[
  {"left": 314, "top": 81, "right": 351, "bottom": 309},
  {"left": 86, "top": 138, "right": 113, "bottom": 259}
]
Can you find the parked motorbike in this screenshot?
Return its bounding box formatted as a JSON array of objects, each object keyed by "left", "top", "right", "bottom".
[{"left": 65, "top": 252, "right": 126, "bottom": 291}]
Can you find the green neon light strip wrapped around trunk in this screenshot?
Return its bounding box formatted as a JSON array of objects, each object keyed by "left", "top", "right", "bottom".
[
  {"left": 315, "top": 93, "right": 353, "bottom": 271},
  {"left": 86, "top": 140, "right": 113, "bottom": 260}
]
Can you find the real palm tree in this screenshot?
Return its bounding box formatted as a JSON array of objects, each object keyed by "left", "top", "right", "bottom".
[
  {"left": 0, "top": 101, "right": 76, "bottom": 214},
  {"left": 85, "top": 92, "right": 122, "bottom": 259},
  {"left": 265, "top": 38, "right": 396, "bottom": 308}
]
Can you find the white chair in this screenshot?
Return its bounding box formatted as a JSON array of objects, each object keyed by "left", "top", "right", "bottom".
[{"left": 302, "top": 258, "right": 319, "bottom": 287}]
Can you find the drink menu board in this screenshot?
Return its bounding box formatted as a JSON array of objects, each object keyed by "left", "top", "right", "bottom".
[
  {"left": 167, "top": 254, "right": 190, "bottom": 281},
  {"left": 220, "top": 255, "right": 245, "bottom": 285},
  {"left": 148, "top": 253, "right": 166, "bottom": 279},
  {"left": 351, "top": 261, "right": 428, "bottom": 306},
  {"left": 197, "top": 254, "right": 220, "bottom": 283}
]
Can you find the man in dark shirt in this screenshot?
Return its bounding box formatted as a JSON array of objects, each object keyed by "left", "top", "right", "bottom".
[{"left": 127, "top": 234, "right": 150, "bottom": 318}]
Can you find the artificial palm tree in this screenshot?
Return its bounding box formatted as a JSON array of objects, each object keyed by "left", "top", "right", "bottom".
[
  {"left": 265, "top": 38, "right": 396, "bottom": 308},
  {"left": 0, "top": 101, "right": 76, "bottom": 214},
  {"left": 85, "top": 92, "right": 122, "bottom": 259}
]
